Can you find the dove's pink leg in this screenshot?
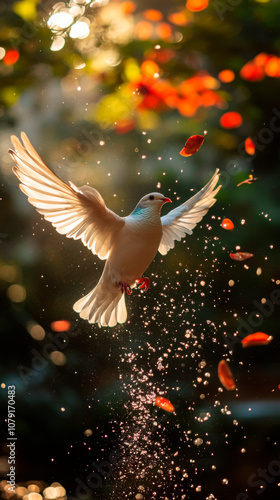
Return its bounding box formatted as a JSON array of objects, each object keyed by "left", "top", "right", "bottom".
[
  {"left": 118, "top": 281, "right": 132, "bottom": 295},
  {"left": 136, "top": 277, "right": 150, "bottom": 292}
]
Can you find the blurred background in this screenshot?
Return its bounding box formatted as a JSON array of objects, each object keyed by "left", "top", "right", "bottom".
[{"left": 1, "top": 0, "right": 280, "bottom": 499}]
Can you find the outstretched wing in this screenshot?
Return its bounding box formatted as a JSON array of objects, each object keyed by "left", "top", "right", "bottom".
[
  {"left": 159, "top": 169, "right": 221, "bottom": 255},
  {"left": 9, "top": 132, "right": 124, "bottom": 260}
]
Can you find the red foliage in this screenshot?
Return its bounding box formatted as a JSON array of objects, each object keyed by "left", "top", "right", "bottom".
[{"left": 180, "top": 133, "right": 206, "bottom": 157}]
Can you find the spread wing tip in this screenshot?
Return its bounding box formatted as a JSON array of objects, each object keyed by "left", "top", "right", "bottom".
[{"left": 159, "top": 169, "right": 221, "bottom": 255}]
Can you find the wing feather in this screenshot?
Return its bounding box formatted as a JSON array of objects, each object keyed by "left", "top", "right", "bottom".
[
  {"left": 10, "top": 132, "right": 124, "bottom": 260},
  {"left": 159, "top": 169, "right": 221, "bottom": 255}
]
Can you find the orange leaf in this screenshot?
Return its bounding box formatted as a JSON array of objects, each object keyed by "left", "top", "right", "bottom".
[
  {"left": 244, "top": 137, "right": 255, "bottom": 155},
  {"left": 155, "top": 396, "right": 175, "bottom": 413},
  {"left": 221, "top": 218, "right": 234, "bottom": 230},
  {"left": 241, "top": 332, "right": 273, "bottom": 347},
  {"left": 230, "top": 252, "right": 254, "bottom": 261},
  {"left": 218, "top": 360, "right": 236, "bottom": 391},
  {"left": 180, "top": 132, "right": 206, "bottom": 157}
]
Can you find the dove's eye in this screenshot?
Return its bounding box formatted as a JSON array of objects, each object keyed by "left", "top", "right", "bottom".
[{"left": 149, "top": 195, "right": 154, "bottom": 200}]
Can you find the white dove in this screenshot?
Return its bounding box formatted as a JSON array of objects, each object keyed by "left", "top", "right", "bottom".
[{"left": 9, "top": 133, "right": 221, "bottom": 327}]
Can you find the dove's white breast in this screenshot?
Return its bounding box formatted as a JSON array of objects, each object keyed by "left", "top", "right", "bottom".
[{"left": 106, "top": 211, "right": 162, "bottom": 285}]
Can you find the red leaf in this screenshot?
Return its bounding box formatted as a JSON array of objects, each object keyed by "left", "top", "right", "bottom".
[
  {"left": 244, "top": 137, "right": 255, "bottom": 155},
  {"left": 180, "top": 132, "right": 206, "bottom": 157},
  {"left": 221, "top": 218, "right": 234, "bottom": 230},
  {"left": 241, "top": 332, "right": 273, "bottom": 347},
  {"left": 218, "top": 360, "right": 236, "bottom": 391},
  {"left": 155, "top": 396, "right": 175, "bottom": 413},
  {"left": 230, "top": 252, "right": 254, "bottom": 261}
]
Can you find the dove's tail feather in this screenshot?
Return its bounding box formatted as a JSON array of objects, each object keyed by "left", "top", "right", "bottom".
[{"left": 73, "top": 282, "right": 127, "bottom": 327}]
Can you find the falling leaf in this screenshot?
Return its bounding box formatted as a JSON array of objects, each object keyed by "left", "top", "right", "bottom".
[
  {"left": 230, "top": 252, "right": 254, "bottom": 261},
  {"left": 180, "top": 132, "right": 207, "bottom": 157},
  {"left": 155, "top": 396, "right": 175, "bottom": 413},
  {"left": 241, "top": 332, "right": 273, "bottom": 347},
  {"left": 244, "top": 138, "right": 255, "bottom": 155},
  {"left": 220, "top": 111, "right": 243, "bottom": 129},
  {"left": 237, "top": 175, "right": 258, "bottom": 187},
  {"left": 218, "top": 360, "right": 236, "bottom": 391},
  {"left": 221, "top": 218, "right": 234, "bottom": 230},
  {"left": 51, "top": 320, "right": 71, "bottom": 332}
]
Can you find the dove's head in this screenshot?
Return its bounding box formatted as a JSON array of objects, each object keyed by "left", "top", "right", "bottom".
[{"left": 132, "top": 192, "right": 171, "bottom": 218}]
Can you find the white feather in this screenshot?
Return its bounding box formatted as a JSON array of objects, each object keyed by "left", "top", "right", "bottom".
[
  {"left": 9, "top": 132, "right": 124, "bottom": 261},
  {"left": 73, "top": 281, "right": 127, "bottom": 327},
  {"left": 158, "top": 169, "right": 221, "bottom": 255}
]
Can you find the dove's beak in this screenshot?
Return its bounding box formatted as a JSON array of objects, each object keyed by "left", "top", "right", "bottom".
[{"left": 162, "top": 196, "right": 172, "bottom": 204}]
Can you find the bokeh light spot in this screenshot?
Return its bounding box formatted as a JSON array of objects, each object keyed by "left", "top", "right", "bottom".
[
  {"left": 218, "top": 69, "right": 235, "bottom": 83},
  {"left": 27, "top": 322, "right": 46, "bottom": 341},
  {"left": 7, "top": 284, "right": 26, "bottom": 303},
  {"left": 69, "top": 20, "right": 90, "bottom": 39},
  {"left": 49, "top": 351, "right": 66, "bottom": 366},
  {"left": 244, "top": 137, "right": 255, "bottom": 155},
  {"left": 135, "top": 21, "right": 154, "bottom": 40},
  {"left": 186, "top": 0, "right": 209, "bottom": 12},
  {"left": 47, "top": 12, "right": 73, "bottom": 29},
  {"left": 143, "top": 9, "right": 163, "bottom": 22},
  {"left": 51, "top": 320, "right": 71, "bottom": 332},
  {"left": 3, "top": 50, "right": 20, "bottom": 65},
  {"left": 220, "top": 111, "right": 242, "bottom": 129}
]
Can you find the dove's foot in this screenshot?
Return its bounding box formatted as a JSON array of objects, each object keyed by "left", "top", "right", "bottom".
[
  {"left": 136, "top": 277, "right": 150, "bottom": 292},
  {"left": 118, "top": 281, "right": 132, "bottom": 295}
]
